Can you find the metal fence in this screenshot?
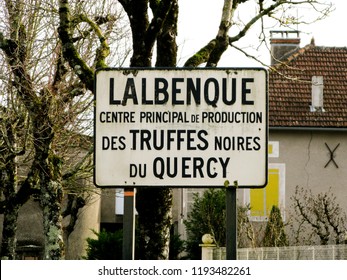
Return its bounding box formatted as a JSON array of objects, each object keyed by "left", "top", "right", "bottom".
[{"left": 212, "top": 244, "right": 347, "bottom": 260}]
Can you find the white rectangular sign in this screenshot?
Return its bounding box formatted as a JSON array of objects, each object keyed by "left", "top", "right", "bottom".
[{"left": 94, "top": 68, "right": 268, "bottom": 188}]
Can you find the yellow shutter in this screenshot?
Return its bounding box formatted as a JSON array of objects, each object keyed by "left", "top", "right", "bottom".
[
  {"left": 250, "top": 168, "right": 280, "bottom": 217},
  {"left": 268, "top": 143, "right": 273, "bottom": 155}
]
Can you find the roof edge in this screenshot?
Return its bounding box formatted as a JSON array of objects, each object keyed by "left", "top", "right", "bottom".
[{"left": 270, "top": 126, "right": 347, "bottom": 132}]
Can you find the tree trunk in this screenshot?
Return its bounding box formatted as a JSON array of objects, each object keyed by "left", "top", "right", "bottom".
[
  {"left": 155, "top": 0, "right": 178, "bottom": 67},
  {"left": 1, "top": 207, "right": 19, "bottom": 260},
  {"left": 119, "top": 0, "right": 177, "bottom": 260},
  {"left": 33, "top": 104, "right": 65, "bottom": 260},
  {"left": 40, "top": 179, "right": 64, "bottom": 260},
  {"left": 0, "top": 115, "right": 20, "bottom": 260},
  {"left": 136, "top": 188, "right": 172, "bottom": 260},
  {"left": 1, "top": 166, "right": 19, "bottom": 260},
  {"left": 1, "top": 180, "right": 20, "bottom": 260}
]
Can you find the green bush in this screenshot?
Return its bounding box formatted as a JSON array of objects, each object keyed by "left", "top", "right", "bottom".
[
  {"left": 184, "top": 189, "right": 226, "bottom": 259},
  {"left": 84, "top": 229, "right": 123, "bottom": 260}
]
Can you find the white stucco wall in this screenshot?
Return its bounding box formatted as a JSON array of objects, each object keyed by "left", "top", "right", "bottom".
[{"left": 270, "top": 129, "right": 347, "bottom": 215}]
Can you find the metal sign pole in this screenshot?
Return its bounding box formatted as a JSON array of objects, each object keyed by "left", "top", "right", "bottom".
[
  {"left": 226, "top": 181, "right": 237, "bottom": 260},
  {"left": 122, "top": 187, "right": 135, "bottom": 260}
]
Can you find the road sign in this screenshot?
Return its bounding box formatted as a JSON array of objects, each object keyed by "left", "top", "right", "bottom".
[{"left": 94, "top": 68, "right": 268, "bottom": 188}]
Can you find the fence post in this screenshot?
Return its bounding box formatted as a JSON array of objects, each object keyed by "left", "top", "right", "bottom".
[
  {"left": 312, "top": 247, "right": 315, "bottom": 260},
  {"left": 200, "top": 234, "right": 216, "bottom": 260}
]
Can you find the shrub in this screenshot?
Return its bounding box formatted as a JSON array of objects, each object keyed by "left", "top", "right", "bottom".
[{"left": 84, "top": 229, "right": 123, "bottom": 260}]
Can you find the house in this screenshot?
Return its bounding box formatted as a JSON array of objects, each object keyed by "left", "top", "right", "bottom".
[
  {"left": 174, "top": 30, "right": 347, "bottom": 244},
  {"left": 264, "top": 31, "right": 347, "bottom": 239}
]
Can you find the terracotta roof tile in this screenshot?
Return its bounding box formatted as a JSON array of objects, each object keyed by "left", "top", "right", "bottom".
[{"left": 269, "top": 44, "right": 347, "bottom": 128}]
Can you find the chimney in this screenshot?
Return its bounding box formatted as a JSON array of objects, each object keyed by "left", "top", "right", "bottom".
[
  {"left": 310, "top": 76, "right": 324, "bottom": 112},
  {"left": 270, "top": 30, "right": 300, "bottom": 65}
]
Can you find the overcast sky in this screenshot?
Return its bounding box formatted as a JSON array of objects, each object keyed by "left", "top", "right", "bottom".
[{"left": 176, "top": 0, "right": 345, "bottom": 67}]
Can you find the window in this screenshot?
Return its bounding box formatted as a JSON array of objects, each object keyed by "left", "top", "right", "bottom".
[
  {"left": 115, "top": 188, "right": 124, "bottom": 215},
  {"left": 268, "top": 141, "right": 279, "bottom": 158},
  {"left": 183, "top": 188, "right": 205, "bottom": 217}
]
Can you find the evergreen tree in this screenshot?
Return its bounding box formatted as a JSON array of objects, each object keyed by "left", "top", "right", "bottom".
[{"left": 262, "top": 205, "right": 288, "bottom": 247}]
